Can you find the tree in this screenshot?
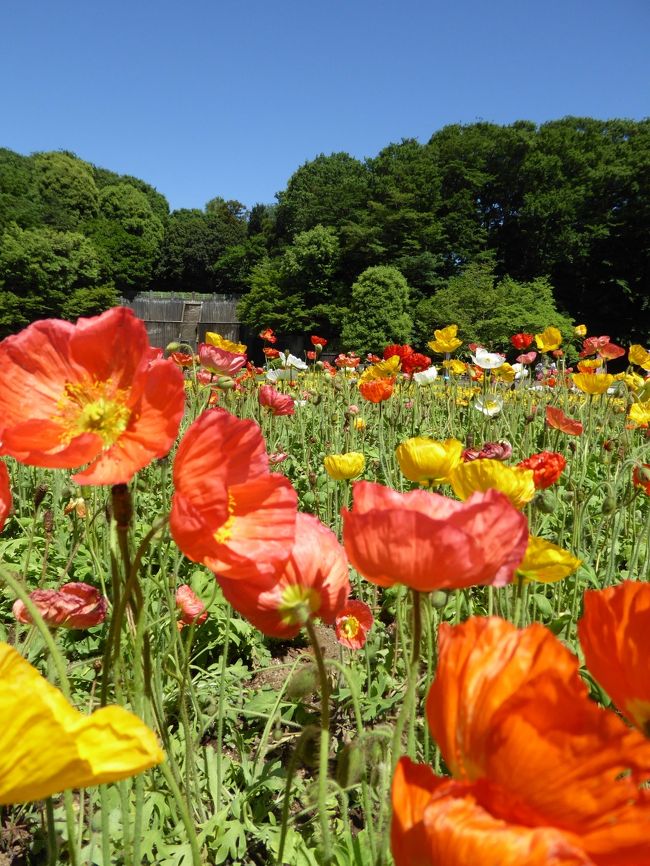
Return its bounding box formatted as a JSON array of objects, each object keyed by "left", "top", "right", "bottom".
[
  {"left": 237, "top": 259, "right": 309, "bottom": 333},
  {"left": 341, "top": 266, "right": 413, "bottom": 354},
  {"left": 415, "top": 261, "right": 573, "bottom": 349},
  {"left": 33, "top": 151, "right": 99, "bottom": 229}
]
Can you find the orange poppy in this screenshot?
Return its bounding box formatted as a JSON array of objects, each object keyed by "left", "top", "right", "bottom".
[
  {"left": 170, "top": 409, "right": 297, "bottom": 582},
  {"left": 517, "top": 451, "right": 566, "bottom": 489},
  {"left": 218, "top": 512, "right": 350, "bottom": 638},
  {"left": 578, "top": 581, "right": 650, "bottom": 735},
  {"left": 342, "top": 482, "right": 528, "bottom": 592},
  {"left": 358, "top": 377, "right": 396, "bottom": 403},
  {"left": 0, "top": 307, "right": 185, "bottom": 485},
  {"left": 398, "top": 616, "right": 650, "bottom": 866},
  {"left": 545, "top": 406, "right": 583, "bottom": 436}
]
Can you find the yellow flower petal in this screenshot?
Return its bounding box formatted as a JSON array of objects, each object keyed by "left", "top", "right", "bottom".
[
  {"left": 629, "top": 344, "right": 650, "bottom": 370},
  {"left": 323, "top": 452, "right": 365, "bottom": 480},
  {"left": 0, "top": 643, "right": 164, "bottom": 805},
  {"left": 574, "top": 324, "right": 587, "bottom": 337},
  {"left": 205, "top": 332, "right": 247, "bottom": 354},
  {"left": 572, "top": 373, "right": 614, "bottom": 395},
  {"left": 396, "top": 437, "right": 463, "bottom": 486},
  {"left": 450, "top": 460, "right": 535, "bottom": 509},
  {"left": 516, "top": 536, "right": 581, "bottom": 583},
  {"left": 535, "top": 326, "right": 562, "bottom": 353},
  {"left": 358, "top": 356, "right": 401, "bottom": 384},
  {"left": 427, "top": 325, "right": 462, "bottom": 354},
  {"left": 628, "top": 401, "right": 650, "bottom": 428}
]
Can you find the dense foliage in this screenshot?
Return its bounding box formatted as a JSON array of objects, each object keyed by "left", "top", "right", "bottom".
[{"left": 1, "top": 116, "right": 649, "bottom": 341}]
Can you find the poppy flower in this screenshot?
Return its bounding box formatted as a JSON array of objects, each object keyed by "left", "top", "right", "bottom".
[
  {"left": 633, "top": 464, "right": 650, "bottom": 495},
  {"left": 442, "top": 359, "right": 467, "bottom": 376},
  {"left": 170, "top": 409, "right": 297, "bottom": 582},
  {"left": 534, "top": 326, "right": 562, "bottom": 353},
  {"left": 0, "top": 642, "right": 163, "bottom": 804},
  {"left": 175, "top": 585, "right": 208, "bottom": 628},
  {"left": 471, "top": 348, "right": 505, "bottom": 370},
  {"left": 574, "top": 324, "right": 587, "bottom": 337},
  {"left": 259, "top": 328, "right": 277, "bottom": 344},
  {"left": 198, "top": 343, "right": 247, "bottom": 377},
  {"left": 579, "top": 581, "right": 650, "bottom": 734},
  {"left": 218, "top": 512, "right": 350, "bottom": 639},
  {"left": 517, "top": 451, "right": 566, "bottom": 489},
  {"left": 473, "top": 396, "right": 503, "bottom": 417},
  {"left": 516, "top": 351, "right": 537, "bottom": 365},
  {"left": 310, "top": 335, "right": 328, "bottom": 347},
  {"left": 629, "top": 344, "right": 650, "bottom": 370},
  {"left": 510, "top": 333, "right": 534, "bottom": 350},
  {"left": 169, "top": 351, "right": 194, "bottom": 368},
  {"left": 545, "top": 406, "right": 583, "bottom": 436},
  {"left": 401, "top": 353, "right": 432, "bottom": 377},
  {"left": 0, "top": 462, "right": 11, "bottom": 533},
  {"left": 572, "top": 373, "right": 614, "bottom": 395},
  {"left": 258, "top": 384, "right": 295, "bottom": 416},
  {"left": 12, "top": 582, "right": 107, "bottom": 629},
  {"left": 395, "top": 616, "right": 650, "bottom": 866},
  {"left": 324, "top": 452, "right": 365, "bottom": 481},
  {"left": 359, "top": 356, "right": 401, "bottom": 383},
  {"left": 342, "top": 482, "right": 527, "bottom": 592},
  {"left": 462, "top": 441, "right": 512, "bottom": 463},
  {"left": 335, "top": 599, "right": 374, "bottom": 649},
  {"left": 384, "top": 344, "right": 414, "bottom": 362},
  {"left": 413, "top": 366, "right": 438, "bottom": 385},
  {"left": 0, "top": 307, "right": 185, "bottom": 485},
  {"left": 205, "top": 332, "right": 247, "bottom": 354},
  {"left": 335, "top": 353, "right": 360, "bottom": 369},
  {"left": 580, "top": 335, "right": 610, "bottom": 357},
  {"left": 263, "top": 347, "right": 281, "bottom": 359},
  {"left": 515, "top": 536, "right": 581, "bottom": 583},
  {"left": 577, "top": 359, "right": 603, "bottom": 373},
  {"left": 359, "top": 377, "right": 396, "bottom": 403},
  {"left": 598, "top": 342, "right": 626, "bottom": 361},
  {"left": 450, "top": 460, "right": 535, "bottom": 509},
  {"left": 395, "top": 437, "right": 463, "bottom": 486},
  {"left": 628, "top": 403, "right": 650, "bottom": 428},
  {"left": 427, "top": 325, "right": 462, "bottom": 354}
]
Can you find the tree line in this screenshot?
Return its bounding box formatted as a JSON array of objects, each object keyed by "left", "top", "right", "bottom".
[{"left": 1, "top": 116, "right": 648, "bottom": 348}]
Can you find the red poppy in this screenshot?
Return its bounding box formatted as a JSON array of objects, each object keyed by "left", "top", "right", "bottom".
[
  {"left": 170, "top": 409, "right": 297, "bottom": 582},
  {"left": 335, "top": 599, "right": 373, "bottom": 649},
  {"left": 147, "top": 346, "right": 164, "bottom": 361},
  {"left": 598, "top": 342, "right": 626, "bottom": 361},
  {"left": 579, "top": 581, "right": 650, "bottom": 735},
  {"left": 259, "top": 328, "right": 277, "bottom": 344},
  {"left": 393, "top": 616, "right": 650, "bottom": 866},
  {"left": 0, "top": 462, "right": 11, "bottom": 532},
  {"left": 263, "top": 347, "right": 281, "bottom": 359},
  {"left": 366, "top": 353, "right": 382, "bottom": 364},
  {"left": 358, "top": 377, "right": 396, "bottom": 403},
  {"left": 218, "top": 513, "right": 349, "bottom": 638},
  {"left": 258, "top": 384, "right": 295, "bottom": 416},
  {"left": 545, "top": 406, "right": 584, "bottom": 436},
  {"left": 13, "top": 582, "right": 107, "bottom": 629},
  {"left": 580, "top": 335, "right": 610, "bottom": 357},
  {"left": 310, "top": 335, "right": 328, "bottom": 347},
  {"left": 335, "top": 353, "right": 360, "bottom": 369},
  {"left": 552, "top": 349, "right": 564, "bottom": 358},
  {"left": 169, "top": 352, "right": 194, "bottom": 368},
  {"left": 384, "top": 345, "right": 413, "bottom": 362},
  {"left": 510, "top": 333, "right": 534, "bottom": 350},
  {"left": 0, "top": 307, "right": 185, "bottom": 485},
  {"left": 175, "top": 585, "right": 208, "bottom": 628},
  {"left": 517, "top": 451, "right": 566, "bottom": 489},
  {"left": 305, "top": 351, "right": 316, "bottom": 360},
  {"left": 342, "top": 482, "right": 527, "bottom": 592},
  {"left": 401, "top": 353, "right": 432, "bottom": 377},
  {"left": 633, "top": 464, "right": 650, "bottom": 495}
]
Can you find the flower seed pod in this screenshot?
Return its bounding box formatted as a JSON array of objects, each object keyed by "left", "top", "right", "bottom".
[
  {"left": 602, "top": 494, "right": 617, "bottom": 514},
  {"left": 34, "top": 484, "right": 48, "bottom": 510},
  {"left": 534, "top": 491, "right": 556, "bottom": 514},
  {"left": 111, "top": 484, "right": 132, "bottom": 529}
]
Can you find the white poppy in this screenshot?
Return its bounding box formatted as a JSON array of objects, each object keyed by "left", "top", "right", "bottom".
[
  {"left": 471, "top": 347, "right": 506, "bottom": 370},
  {"left": 413, "top": 366, "right": 439, "bottom": 385},
  {"left": 473, "top": 395, "right": 503, "bottom": 417}
]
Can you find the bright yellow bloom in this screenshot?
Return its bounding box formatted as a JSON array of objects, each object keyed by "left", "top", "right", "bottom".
[
  {"left": 574, "top": 324, "right": 587, "bottom": 337},
  {"left": 395, "top": 437, "right": 463, "bottom": 486},
  {"left": 614, "top": 372, "right": 644, "bottom": 391},
  {"left": 205, "top": 332, "right": 247, "bottom": 354},
  {"left": 577, "top": 359, "right": 603, "bottom": 373},
  {"left": 516, "top": 536, "right": 581, "bottom": 583},
  {"left": 535, "top": 326, "right": 562, "bottom": 353},
  {"left": 442, "top": 359, "right": 467, "bottom": 376},
  {"left": 353, "top": 417, "right": 367, "bottom": 431},
  {"left": 628, "top": 401, "right": 650, "bottom": 428},
  {"left": 0, "top": 643, "right": 164, "bottom": 805},
  {"left": 629, "top": 344, "right": 650, "bottom": 370},
  {"left": 572, "top": 373, "right": 614, "bottom": 395},
  {"left": 358, "top": 356, "right": 400, "bottom": 384},
  {"left": 450, "top": 459, "right": 535, "bottom": 509},
  {"left": 427, "top": 325, "right": 462, "bottom": 354},
  {"left": 492, "top": 362, "right": 516, "bottom": 383},
  {"left": 323, "top": 452, "right": 365, "bottom": 480}
]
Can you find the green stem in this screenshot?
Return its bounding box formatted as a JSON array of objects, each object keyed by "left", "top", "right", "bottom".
[{"left": 159, "top": 763, "right": 202, "bottom": 865}]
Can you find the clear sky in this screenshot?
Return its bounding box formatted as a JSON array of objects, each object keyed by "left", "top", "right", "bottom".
[{"left": 1, "top": 0, "right": 648, "bottom": 211}]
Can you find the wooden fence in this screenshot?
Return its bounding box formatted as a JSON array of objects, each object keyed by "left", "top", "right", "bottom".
[{"left": 120, "top": 293, "right": 242, "bottom": 349}]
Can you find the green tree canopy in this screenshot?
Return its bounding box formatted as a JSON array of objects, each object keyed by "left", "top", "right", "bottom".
[{"left": 341, "top": 265, "right": 413, "bottom": 354}]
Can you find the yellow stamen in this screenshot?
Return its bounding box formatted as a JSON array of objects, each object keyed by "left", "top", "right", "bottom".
[
  {"left": 278, "top": 585, "right": 321, "bottom": 626},
  {"left": 340, "top": 615, "right": 360, "bottom": 640},
  {"left": 214, "top": 493, "right": 236, "bottom": 544},
  {"left": 55, "top": 380, "right": 131, "bottom": 448}
]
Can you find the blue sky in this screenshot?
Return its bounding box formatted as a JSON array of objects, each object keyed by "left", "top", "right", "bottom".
[{"left": 1, "top": 0, "right": 648, "bottom": 211}]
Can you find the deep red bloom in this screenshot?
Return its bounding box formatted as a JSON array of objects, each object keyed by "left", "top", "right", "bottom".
[
  {"left": 218, "top": 513, "right": 350, "bottom": 638},
  {"left": 263, "top": 347, "right": 281, "bottom": 359},
  {"left": 383, "top": 345, "right": 413, "bottom": 362},
  {"left": 259, "top": 328, "right": 277, "bottom": 344},
  {"left": 545, "top": 406, "right": 584, "bottom": 436},
  {"left": 517, "top": 451, "right": 566, "bottom": 489},
  {"left": 311, "top": 335, "right": 328, "bottom": 347},
  {"left": 335, "top": 599, "right": 373, "bottom": 649},
  {"left": 306, "top": 351, "right": 316, "bottom": 360},
  {"left": 13, "top": 582, "right": 107, "bottom": 629},
  {"left": 510, "top": 333, "right": 534, "bottom": 350},
  {"left": 0, "top": 462, "right": 11, "bottom": 533},
  {"left": 342, "top": 482, "right": 528, "bottom": 592},
  {"left": 147, "top": 346, "right": 164, "bottom": 361},
  {"left": 175, "top": 585, "right": 208, "bottom": 628},
  {"left": 401, "top": 353, "right": 432, "bottom": 377},
  {"left": 358, "top": 377, "right": 396, "bottom": 403},
  {"left": 258, "top": 384, "right": 295, "bottom": 416},
  {"left": 0, "top": 307, "right": 185, "bottom": 485},
  {"left": 170, "top": 409, "right": 297, "bottom": 582}
]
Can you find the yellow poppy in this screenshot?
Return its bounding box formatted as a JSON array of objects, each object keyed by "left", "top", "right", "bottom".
[
  {"left": 358, "top": 356, "right": 400, "bottom": 384},
  {"left": 574, "top": 324, "right": 587, "bottom": 337},
  {"left": 323, "top": 452, "right": 365, "bottom": 480},
  {"left": 576, "top": 359, "right": 602, "bottom": 373},
  {"left": 442, "top": 359, "right": 467, "bottom": 376},
  {"left": 628, "top": 401, "right": 650, "bottom": 428},
  {"left": 450, "top": 460, "right": 535, "bottom": 509},
  {"left": 205, "top": 332, "right": 247, "bottom": 355},
  {"left": 492, "top": 362, "right": 516, "bottom": 383},
  {"left": 535, "top": 326, "right": 562, "bottom": 353},
  {"left": 516, "top": 536, "right": 581, "bottom": 583},
  {"left": 0, "top": 643, "right": 164, "bottom": 805},
  {"left": 427, "top": 325, "right": 462, "bottom": 354},
  {"left": 628, "top": 344, "right": 650, "bottom": 371},
  {"left": 614, "top": 372, "right": 644, "bottom": 391},
  {"left": 353, "top": 417, "right": 367, "bottom": 431},
  {"left": 572, "top": 373, "right": 614, "bottom": 395},
  {"left": 395, "top": 437, "right": 463, "bottom": 486}
]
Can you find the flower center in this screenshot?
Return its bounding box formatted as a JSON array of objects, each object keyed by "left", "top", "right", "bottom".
[
  {"left": 278, "top": 585, "right": 321, "bottom": 626},
  {"left": 56, "top": 380, "right": 131, "bottom": 447},
  {"left": 340, "top": 615, "right": 360, "bottom": 640},
  {"left": 214, "top": 493, "right": 236, "bottom": 544}
]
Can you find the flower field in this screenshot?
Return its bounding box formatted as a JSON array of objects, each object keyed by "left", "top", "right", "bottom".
[{"left": 0, "top": 308, "right": 649, "bottom": 865}]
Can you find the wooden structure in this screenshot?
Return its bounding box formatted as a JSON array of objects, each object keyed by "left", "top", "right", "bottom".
[{"left": 120, "top": 293, "right": 242, "bottom": 349}]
